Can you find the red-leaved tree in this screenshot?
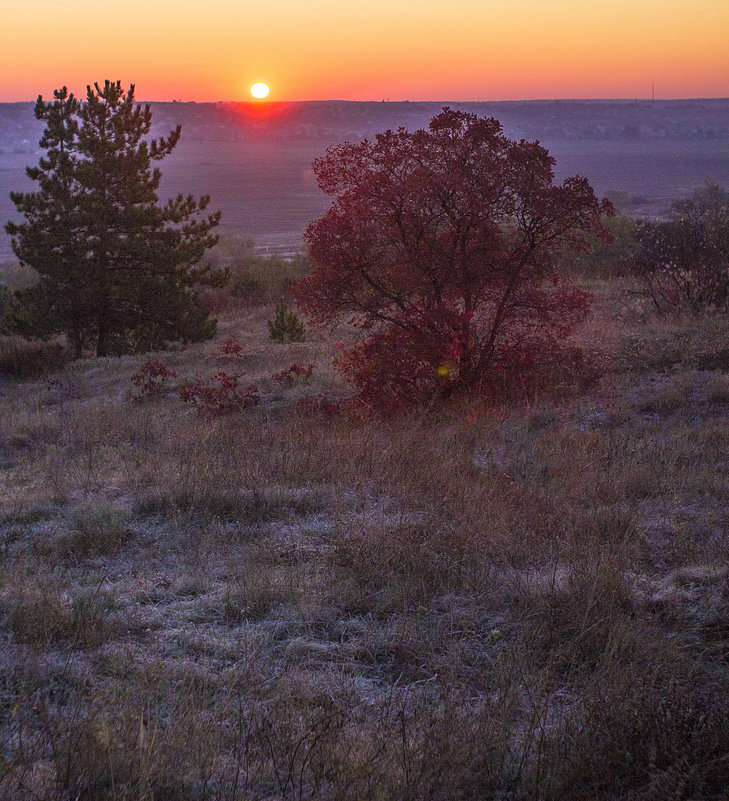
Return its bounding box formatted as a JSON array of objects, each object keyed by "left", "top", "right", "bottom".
[{"left": 293, "top": 109, "right": 612, "bottom": 411}]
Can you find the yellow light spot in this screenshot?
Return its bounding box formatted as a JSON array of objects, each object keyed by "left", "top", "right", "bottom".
[
  {"left": 250, "top": 82, "right": 270, "bottom": 99},
  {"left": 437, "top": 365, "right": 450, "bottom": 377}
]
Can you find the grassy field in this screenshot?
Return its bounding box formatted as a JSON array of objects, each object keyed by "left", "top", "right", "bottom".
[{"left": 1, "top": 263, "right": 729, "bottom": 799}]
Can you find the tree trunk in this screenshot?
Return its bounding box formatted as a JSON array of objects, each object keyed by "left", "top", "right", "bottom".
[
  {"left": 70, "top": 320, "right": 83, "bottom": 359},
  {"left": 96, "top": 320, "right": 109, "bottom": 357}
]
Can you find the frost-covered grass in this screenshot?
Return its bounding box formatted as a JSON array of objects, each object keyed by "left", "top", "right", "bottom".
[{"left": 1, "top": 276, "right": 729, "bottom": 799}]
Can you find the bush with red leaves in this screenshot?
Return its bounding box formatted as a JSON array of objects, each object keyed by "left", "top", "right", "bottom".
[
  {"left": 178, "top": 371, "right": 259, "bottom": 416},
  {"left": 295, "top": 393, "right": 349, "bottom": 418},
  {"left": 272, "top": 363, "right": 314, "bottom": 384},
  {"left": 294, "top": 108, "right": 611, "bottom": 412},
  {"left": 129, "top": 360, "right": 178, "bottom": 401},
  {"left": 219, "top": 336, "right": 243, "bottom": 357}
]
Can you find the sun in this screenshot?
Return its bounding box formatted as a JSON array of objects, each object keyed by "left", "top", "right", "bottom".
[{"left": 250, "top": 82, "right": 270, "bottom": 99}]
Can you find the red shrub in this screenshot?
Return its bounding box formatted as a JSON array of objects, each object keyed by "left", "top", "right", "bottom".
[
  {"left": 272, "top": 363, "right": 314, "bottom": 384},
  {"left": 295, "top": 393, "right": 350, "bottom": 418},
  {"left": 293, "top": 109, "right": 612, "bottom": 413},
  {"left": 129, "top": 360, "right": 177, "bottom": 401},
  {"left": 178, "top": 371, "right": 259, "bottom": 416},
  {"left": 220, "top": 336, "right": 243, "bottom": 357}
]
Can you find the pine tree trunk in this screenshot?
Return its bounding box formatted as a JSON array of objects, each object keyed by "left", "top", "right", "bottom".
[
  {"left": 96, "top": 322, "right": 109, "bottom": 357},
  {"left": 69, "top": 314, "right": 83, "bottom": 359}
]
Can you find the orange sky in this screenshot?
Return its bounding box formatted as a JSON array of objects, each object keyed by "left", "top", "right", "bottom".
[{"left": 1, "top": 0, "right": 727, "bottom": 101}]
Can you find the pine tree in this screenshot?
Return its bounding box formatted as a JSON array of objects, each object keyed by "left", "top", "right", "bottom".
[
  {"left": 267, "top": 297, "right": 305, "bottom": 343},
  {"left": 5, "top": 81, "right": 225, "bottom": 358}
]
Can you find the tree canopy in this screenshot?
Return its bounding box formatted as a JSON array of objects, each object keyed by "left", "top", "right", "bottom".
[
  {"left": 5, "top": 81, "right": 225, "bottom": 358},
  {"left": 294, "top": 108, "right": 612, "bottom": 410}
]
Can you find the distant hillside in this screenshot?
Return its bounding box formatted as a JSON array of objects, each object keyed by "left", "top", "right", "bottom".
[
  {"left": 150, "top": 98, "right": 729, "bottom": 144},
  {"left": 4, "top": 98, "right": 728, "bottom": 147},
  {"left": 2, "top": 99, "right": 728, "bottom": 257}
]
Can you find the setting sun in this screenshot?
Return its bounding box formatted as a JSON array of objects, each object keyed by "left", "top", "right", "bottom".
[
  {"left": 250, "top": 82, "right": 270, "bottom": 99},
  {"left": 1, "top": 1, "right": 728, "bottom": 101}
]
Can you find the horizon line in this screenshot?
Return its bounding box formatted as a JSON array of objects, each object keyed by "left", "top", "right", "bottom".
[{"left": 3, "top": 96, "right": 729, "bottom": 105}]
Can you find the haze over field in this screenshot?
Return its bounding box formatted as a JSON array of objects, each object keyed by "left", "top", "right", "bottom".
[{"left": 2, "top": 98, "right": 728, "bottom": 257}]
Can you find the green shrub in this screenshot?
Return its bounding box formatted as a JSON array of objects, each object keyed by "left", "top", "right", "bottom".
[
  {"left": 230, "top": 254, "right": 310, "bottom": 302},
  {"left": 209, "top": 236, "right": 310, "bottom": 303},
  {"left": 565, "top": 213, "right": 638, "bottom": 279},
  {"left": 268, "top": 297, "right": 305, "bottom": 343}
]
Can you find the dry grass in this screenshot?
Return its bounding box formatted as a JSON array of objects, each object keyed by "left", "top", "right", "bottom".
[
  {"left": 1, "top": 274, "right": 729, "bottom": 799},
  {"left": 0, "top": 336, "right": 73, "bottom": 379}
]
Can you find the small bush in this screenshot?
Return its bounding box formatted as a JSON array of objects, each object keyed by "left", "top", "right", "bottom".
[
  {"left": 230, "top": 255, "right": 310, "bottom": 303},
  {"left": 178, "top": 371, "right": 260, "bottom": 416},
  {"left": 207, "top": 236, "right": 311, "bottom": 305},
  {"left": 219, "top": 335, "right": 243, "bottom": 357},
  {"left": 272, "top": 362, "right": 314, "bottom": 384},
  {"left": 57, "top": 503, "right": 132, "bottom": 558},
  {"left": 268, "top": 297, "right": 305, "bottom": 343},
  {"left": 295, "top": 392, "right": 349, "bottom": 417},
  {"left": 128, "top": 359, "right": 177, "bottom": 401},
  {"left": 564, "top": 213, "right": 638, "bottom": 279},
  {"left": 632, "top": 182, "right": 729, "bottom": 316}
]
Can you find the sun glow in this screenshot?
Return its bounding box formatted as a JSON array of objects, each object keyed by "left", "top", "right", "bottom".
[
  {"left": 1, "top": 1, "right": 727, "bottom": 101},
  {"left": 250, "top": 82, "right": 270, "bottom": 99}
]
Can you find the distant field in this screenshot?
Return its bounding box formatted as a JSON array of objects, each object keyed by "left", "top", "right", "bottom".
[
  {"left": 0, "top": 139, "right": 331, "bottom": 258},
  {"left": 159, "top": 139, "right": 331, "bottom": 256},
  {"left": 2, "top": 98, "right": 728, "bottom": 258},
  {"left": 549, "top": 140, "right": 729, "bottom": 200}
]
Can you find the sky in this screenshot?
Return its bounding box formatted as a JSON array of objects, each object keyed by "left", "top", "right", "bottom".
[{"left": 1, "top": 0, "right": 727, "bottom": 102}]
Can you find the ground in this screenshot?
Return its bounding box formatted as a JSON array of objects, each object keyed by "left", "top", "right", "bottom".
[{"left": 1, "top": 269, "right": 728, "bottom": 800}]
